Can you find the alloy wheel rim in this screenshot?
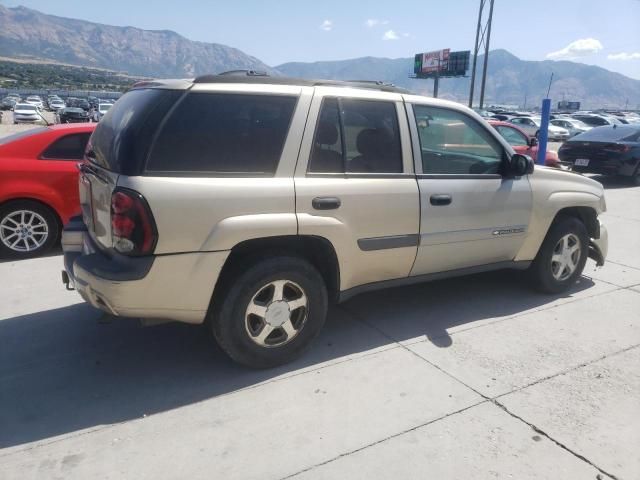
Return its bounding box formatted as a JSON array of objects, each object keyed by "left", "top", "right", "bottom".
[
  {"left": 551, "top": 233, "right": 581, "bottom": 281},
  {"left": 0, "top": 210, "right": 49, "bottom": 252},
  {"left": 245, "top": 279, "right": 308, "bottom": 348}
]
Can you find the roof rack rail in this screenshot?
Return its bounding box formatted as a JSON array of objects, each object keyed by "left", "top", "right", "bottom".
[
  {"left": 194, "top": 70, "right": 269, "bottom": 83},
  {"left": 218, "top": 70, "right": 268, "bottom": 76},
  {"left": 347, "top": 80, "right": 396, "bottom": 87}
]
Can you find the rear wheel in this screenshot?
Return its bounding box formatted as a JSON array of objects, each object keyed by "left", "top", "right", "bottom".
[
  {"left": 210, "top": 256, "right": 328, "bottom": 368},
  {"left": 528, "top": 216, "right": 588, "bottom": 293},
  {"left": 0, "top": 200, "right": 59, "bottom": 259}
]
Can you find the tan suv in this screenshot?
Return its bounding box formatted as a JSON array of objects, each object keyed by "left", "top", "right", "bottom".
[{"left": 62, "top": 73, "right": 608, "bottom": 368}]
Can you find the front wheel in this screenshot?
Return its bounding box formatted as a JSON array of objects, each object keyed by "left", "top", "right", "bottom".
[
  {"left": 0, "top": 200, "right": 59, "bottom": 259},
  {"left": 211, "top": 256, "right": 328, "bottom": 368},
  {"left": 528, "top": 216, "right": 589, "bottom": 294}
]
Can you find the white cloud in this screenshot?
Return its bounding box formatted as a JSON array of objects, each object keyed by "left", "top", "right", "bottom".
[
  {"left": 546, "top": 38, "right": 603, "bottom": 60},
  {"left": 382, "top": 29, "right": 399, "bottom": 41},
  {"left": 319, "top": 20, "right": 333, "bottom": 31},
  {"left": 365, "top": 18, "right": 389, "bottom": 28},
  {"left": 402, "top": 33, "right": 410, "bottom": 38},
  {"left": 608, "top": 52, "right": 640, "bottom": 61}
]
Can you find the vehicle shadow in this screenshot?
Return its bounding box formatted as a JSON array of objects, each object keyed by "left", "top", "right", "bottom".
[
  {"left": 0, "top": 245, "right": 62, "bottom": 264},
  {"left": 587, "top": 174, "right": 637, "bottom": 190},
  {"left": 0, "top": 269, "right": 595, "bottom": 449}
]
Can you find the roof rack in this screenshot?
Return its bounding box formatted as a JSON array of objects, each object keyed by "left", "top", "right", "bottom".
[
  {"left": 216, "top": 70, "right": 269, "bottom": 77},
  {"left": 192, "top": 74, "right": 409, "bottom": 93}
]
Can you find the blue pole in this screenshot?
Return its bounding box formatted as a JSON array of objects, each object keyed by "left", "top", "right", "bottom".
[{"left": 537, "top": 98, "right": 551, "bottom": 165}]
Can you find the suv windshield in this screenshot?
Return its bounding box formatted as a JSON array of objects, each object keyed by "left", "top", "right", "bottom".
[{"left": 89, "top": 88, "right": 181, "bottom": 174}]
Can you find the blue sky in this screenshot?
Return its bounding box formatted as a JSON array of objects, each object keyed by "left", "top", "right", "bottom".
[{"left": 4, "top": 0, "right": 640, "bottom": 78}]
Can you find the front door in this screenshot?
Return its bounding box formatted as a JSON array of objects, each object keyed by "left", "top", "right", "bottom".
[
  {"left": 407, "top": 103, "right": 532, "bottom": 276},
  {"left": 294, "top": 87, "right": 420, "bottom": 292}
]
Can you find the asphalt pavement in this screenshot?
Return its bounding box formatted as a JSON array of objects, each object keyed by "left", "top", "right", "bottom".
[{"left": 0, "top": 125, "right": 639, "bottom": 479}]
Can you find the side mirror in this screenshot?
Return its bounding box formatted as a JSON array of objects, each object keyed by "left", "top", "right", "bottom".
[
  {"left": 508, "top": 154, "right": 535, "bottom": 177},
  {"left": 529, "top": 137, "right": 538, "bottom": 147}
]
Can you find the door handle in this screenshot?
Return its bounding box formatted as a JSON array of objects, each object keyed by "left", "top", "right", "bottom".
[
  {"left": 430, "top": 194, "right": 452, "bottom": 206},
  {"left": 312, "top": 197, "right": 341, "bottom": 210}
]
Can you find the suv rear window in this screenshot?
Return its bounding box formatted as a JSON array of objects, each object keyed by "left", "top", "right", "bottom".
[
  {"left": 89, "top": 88, "right": 181, "bottom": 175},
  {"left": 146, "top": 93, "right": 297, "bottom": 176}
]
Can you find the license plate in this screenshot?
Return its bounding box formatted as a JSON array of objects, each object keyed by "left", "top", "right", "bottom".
[{"left": 574, "top": 158, "right": 590, "bottom": 166}]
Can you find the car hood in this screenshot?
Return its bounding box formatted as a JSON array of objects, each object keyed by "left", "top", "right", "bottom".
[{"left": 530, "top": 164, "right": 605, "bottom": 205}]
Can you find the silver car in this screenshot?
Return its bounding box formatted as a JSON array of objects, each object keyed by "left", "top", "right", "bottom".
[{"left": 510, "top": 116, "right": 570, "bottom": 141}]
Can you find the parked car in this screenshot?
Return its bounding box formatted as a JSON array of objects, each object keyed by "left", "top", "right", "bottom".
[
  {"left": 48, "top": 98, "right": 66, "bottom": 112},
  {"left": 65, "top": 98, "right": 91, "bottom": 111},
  {"left": 509, "top": 116, "right": 570, "bottom": 141},
  {"left": 558, "top": 125, "right": 640, "bottom": 184},
  {"left": 572, "top": 114, "right": 619, "bottom": 128},
  {"left": 57, "top": 107, "right": 91, "bottom": 123},
  {"left": 488, "top": 120, "right": 560, "bottom": 167},
  {"left": 0, "top": 124, "right": 96, "bottom": 257},
  {"left": 1, "top": 97, "right": 18, "bottom": 111},
  {"left": 92, "top": 103, "right": 112, "bottom": 122},
  {"left": 6, "top": 93, "right": 21, "bottom": 101},
  {"left": 550, "top": 118, "right": 591, "bottom": 137},
  {"left": 25, "top": 96, "right": 44, "bottom": 110},
  {"left": 61, "top": 75, "right": 608, "bottom": 368},
  {"left": 12, "top": 103, "right": 43, "bottom": 124}
]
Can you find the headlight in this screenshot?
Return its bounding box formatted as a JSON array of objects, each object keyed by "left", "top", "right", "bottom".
[{"left": 600, "top": 195, "right": 607, "bottom": 213}]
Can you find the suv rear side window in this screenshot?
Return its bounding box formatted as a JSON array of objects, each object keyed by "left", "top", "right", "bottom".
[
  {"left": 41, "top": 133, "right": 91, "bottom": 160},
  {"left": 89, "top": 88, "right": 181, "bottom": 175},
  {"left": 308, "top": 98, "right": 402, "bottom": 174},
  {"left": 414, "top": 105, "right": 503, "bottom": 175},
  {"left": 146, "top": 93, "right": 297, "bottom": 176}
]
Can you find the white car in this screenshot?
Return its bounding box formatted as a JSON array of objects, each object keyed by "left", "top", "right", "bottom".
[
  {"left": 550, "top": 118, "right": 591, "bottom": 137},
  {"left": 25, "top": 96, "right": 44, "bottom": 110},
  {"left": 12, "top": 103, "right": 43, "bottom": 124},
  {"left": 509, "top": 116, "right": 570, "bottom": 142},
  {"left": 49, "top": 99, "right": 66, "bottom": 111},
  {"left": 92, "top": 103, "right": 112, "bottom": 122}
]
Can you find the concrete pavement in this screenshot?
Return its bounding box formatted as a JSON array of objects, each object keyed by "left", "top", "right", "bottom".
[{"left": 1, "top": 176, "right": 639, "bottom": 479}]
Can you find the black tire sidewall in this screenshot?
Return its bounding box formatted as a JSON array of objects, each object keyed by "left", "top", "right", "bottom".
[
  {"left": 530, "top": 216, "right": 589, "bottom": 293},
  {"left": 0, "top": 200, "right": 59, "bottom": 258},
  {"left": 212, "top": 256, "right": 328, "bottom": 368}
]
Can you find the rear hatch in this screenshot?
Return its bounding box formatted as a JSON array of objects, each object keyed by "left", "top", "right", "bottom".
[{"left": 80, "top": 87, "right": 182, "bottom": 250}]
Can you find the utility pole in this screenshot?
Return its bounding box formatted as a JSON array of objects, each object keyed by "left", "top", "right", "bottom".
[
  {"left": 433, "top": 57, "right": 440, "bottom": 98},
  {"left": 468, "top": 0, "right": 495, "bottom": 108}
]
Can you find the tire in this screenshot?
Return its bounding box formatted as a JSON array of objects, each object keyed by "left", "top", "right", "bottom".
[
  {"left": 630, "top": 164, "right": 640, "bottom": 186},
  {"left": 210, "top": 256, "right": 328, "bottom": 368},
  {"left": 0, "top": 200, "right": 59, "bottom": 259},
  {"left": 528, "top": 216, "right": 589, "bottom": 294}
]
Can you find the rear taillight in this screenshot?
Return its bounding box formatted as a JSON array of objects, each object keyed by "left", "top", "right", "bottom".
[
  {"left": 110, "top": 189, "right": 157, "bottom": 255},
  {"left": 604, "top": 144, "right": 630, "bottom": 153}
]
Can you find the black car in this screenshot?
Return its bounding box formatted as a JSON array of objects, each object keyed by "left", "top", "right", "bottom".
[
  {"left": 66, "top": 97, "right": 91, "bottom": 111},
  {"left": 1, "top": 97, "right": 18, "bottom": 111},
  {"left": 558, "top": 125, "right": 640, "bottom": 184},
  {"left": 57, "top": 107, "right": 90, "bottom": 123}
]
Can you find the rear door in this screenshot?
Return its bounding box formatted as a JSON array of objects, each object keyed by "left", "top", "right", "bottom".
[
  {"left": 407, "top": 101, "right": 532, "bottom": 275},
  {"left": 294, "top": 87, "right": 420, "bottom": 292}
]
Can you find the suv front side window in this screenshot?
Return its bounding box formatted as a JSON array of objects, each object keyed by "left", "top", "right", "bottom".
[
  {"left": 308, "top": 97, "right": 402, "bottom": 174},
  {"left": 413, "top": 105, "right": 503, "bottom": 175}
]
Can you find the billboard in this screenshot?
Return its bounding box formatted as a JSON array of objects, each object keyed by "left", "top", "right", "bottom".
[
  {"left": 413, "top": 50, "right": 469, "bottom": 77},
  {"left": 557, "top": 101, "right": 581, "bottom": 111},
  {"left": 415, "top": 49, "right": 450, "bottom": 74}
]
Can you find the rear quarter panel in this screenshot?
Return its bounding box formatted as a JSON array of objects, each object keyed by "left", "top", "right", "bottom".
[{"left": 0, "top": 157, "right": 80, "bottom": 224}]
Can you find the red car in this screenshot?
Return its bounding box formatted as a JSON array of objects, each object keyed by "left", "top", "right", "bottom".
[
  {"left": 0, "top": 123, "right": 95, "bottom": 258},
  {"left": 488, "top": 120, "right": 560, "bottom": 168}
]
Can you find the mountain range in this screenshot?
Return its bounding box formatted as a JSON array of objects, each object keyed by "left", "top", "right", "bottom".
[{"left": 1, "top": 5, "right": 638, "bottom": 109}]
